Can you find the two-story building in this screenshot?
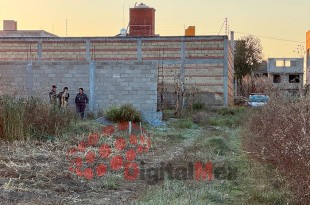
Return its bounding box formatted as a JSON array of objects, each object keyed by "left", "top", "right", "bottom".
[{"left": 267, "top": 58, "right": 304, "bottom": 94}]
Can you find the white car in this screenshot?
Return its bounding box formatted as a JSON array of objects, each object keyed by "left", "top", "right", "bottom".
[{"left": 247, "top": 94, "right": 269, "bottom": 107}]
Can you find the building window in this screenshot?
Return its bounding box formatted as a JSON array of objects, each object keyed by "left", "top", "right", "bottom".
[
  {"left": 276, "top": 60, "right": 290, "bottom": 67},
  {"left": 289, "top": 75, "right": 300, "bottom": 83},
  {"left": 290, "top": 61, "right": 297, "bottom": 67},
  {"left": 273, "top": 74, "right": 281, "bottom": 83}
]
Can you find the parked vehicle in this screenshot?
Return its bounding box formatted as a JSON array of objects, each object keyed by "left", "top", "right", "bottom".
[{"left": 247, "top": 93, "right": 269, "bottom": 107}]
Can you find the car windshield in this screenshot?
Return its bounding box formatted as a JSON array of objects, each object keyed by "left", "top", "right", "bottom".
[{"left": 249, "top": 95, "right": 269, "bottom": 102}]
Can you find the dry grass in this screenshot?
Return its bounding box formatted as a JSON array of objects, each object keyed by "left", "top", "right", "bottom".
[
  {"left": 0, "top": 104, "right": 296, "bottom": 204},
  {"left": 242, "top": 90, "right": 310, "bottom": 204},
  {"left": 240, "top": 75, "right": 273, "bottom": 96},
  {"left": 135, "top": 107, "right": 292, "bottom": 205},
  {"left": 0, "top": 95, "right": 76, "bottom": 141},
  {"left": 0, "top": 139, "right": 80, "bottom": 204},
  {"left": 0, "top": 133, "right": 145, "bottom": 204}
]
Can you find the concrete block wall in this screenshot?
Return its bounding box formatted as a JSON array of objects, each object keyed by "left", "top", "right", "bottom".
[
  {"left": 269, "top": 74, "right": 302, "bottom": 90},
  {"left": 267, "top": 58, "right": 304, "bottom": 74},
  {"left": 0, "top": 62, "right": 27, "bottom": 92},
  {"left": 267, "top": 58, "right": 304, "bottom": 92},
  {"left": 95, "top": 62, "right": 157, "bottom": 112},
  {"left": 0, "top": 61, "right": 157, "bottom": 116},
  {"left": 0, "top": 36, "right": 233, "bottom": 107}
]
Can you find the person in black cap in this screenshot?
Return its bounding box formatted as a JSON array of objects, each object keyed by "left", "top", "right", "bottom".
[
  {"left": 57, "top": 87, "right": 70, "bottom": 108},
  {"left": 49, "top": 85, "right": 57, "bottom": 105},
  {"left": 75, "top": 88, "right": 88, "bottom": 119}
]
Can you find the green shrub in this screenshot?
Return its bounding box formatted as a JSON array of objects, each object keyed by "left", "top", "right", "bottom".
[
  {"left": 193, "top": 102, "right": 205, "bottom": 110},
  {"left": 105, "top": 104, "right": 141, "bottom": 122},
  {"left": 105, "top": 106, "right": 121, "bottom": 122}
]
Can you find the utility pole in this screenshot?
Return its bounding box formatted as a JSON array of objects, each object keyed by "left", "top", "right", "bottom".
[
  {"left": 218, "top": 17, "right": 228, "bottom": 36},
  {"left": 225, "top": 18, "right": 228, "bottom": 36}
]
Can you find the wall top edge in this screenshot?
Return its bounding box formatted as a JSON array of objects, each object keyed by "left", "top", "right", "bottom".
[
  {"left": 268, "top": 58, "right": 304, "bottom": 61},
  {"left": 0, "top": 35, "right": 228, "bottom": 41},
  {"left": 0, "top": 61, "right": 158, "bottom": 65}
]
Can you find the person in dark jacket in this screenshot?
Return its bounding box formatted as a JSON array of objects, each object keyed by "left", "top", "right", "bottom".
[
  {"left": 57, "top": 87, "right": 70, "bottom": 108},
  {"left": 75, "top": 88, "right": 88, "bottom": 119},
  {"left": 49, "top": 85, "right": 57, "bottom": 103},
  {"left": 49, "top": 85, "right": 58, "bottom": 110}
]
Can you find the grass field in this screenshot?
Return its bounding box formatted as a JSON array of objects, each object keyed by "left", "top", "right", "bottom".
[{"left": 0, "top": 107, "right": 292, "bottom": 204}]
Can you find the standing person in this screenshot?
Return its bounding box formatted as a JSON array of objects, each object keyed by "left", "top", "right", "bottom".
[
  {"left": 57, "top": 87, "right": 70, "bottom": 108},
  {"left": 49, "top": 85, "right": 57, "bottom": 106},
  {"left": 75, "top": 88, "right": 88, "bottom": 119}
]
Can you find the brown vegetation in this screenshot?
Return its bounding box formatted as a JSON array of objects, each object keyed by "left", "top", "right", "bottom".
[
  {"left": 242, "top": 91, "right": 310, "bottom": 204},
  {"left": 240, "top": 75, "right": 273, "bottom": 96},
  {"left": 0, "top": 95, "right": 76, "bottom": 140}
]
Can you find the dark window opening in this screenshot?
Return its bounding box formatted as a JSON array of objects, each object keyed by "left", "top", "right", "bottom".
[
  {"left": 273, "top": 75, "right": 281, "bottom": 83},
  {"left": 289, "top": 75, "right": 300, "bottom": 83},
  {"left": 290, "top": 61, "right": 297, "bottom": 67}
]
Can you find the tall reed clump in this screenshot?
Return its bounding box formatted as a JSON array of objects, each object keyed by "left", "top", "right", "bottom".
[
  {"left": 0, "top": 95, "right": 25, "bottom": 140},
  {"left": 242, "top": 91, "right": 310, "bottom": 204},
  {"left": 0, "top": 95, "right": 76, "bottom": 141}
]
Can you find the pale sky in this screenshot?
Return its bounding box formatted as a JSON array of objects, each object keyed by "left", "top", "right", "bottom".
[{"left": 0, "top": 0, "right": 309, "bottom": 60}]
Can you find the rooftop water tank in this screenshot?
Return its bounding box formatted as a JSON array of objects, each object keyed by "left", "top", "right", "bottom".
[{"left": 129, "top": 3, "right": 156, "bottom": 37}]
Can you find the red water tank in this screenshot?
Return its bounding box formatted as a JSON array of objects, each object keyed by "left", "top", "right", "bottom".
[{"left": 129, "top": 3, "right": 155, "bottom": 37}]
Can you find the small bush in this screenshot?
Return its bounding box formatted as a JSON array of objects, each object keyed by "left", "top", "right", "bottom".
[
  {"left": 105, "top": 106, "right": 122, "bottom": 122},
  {"left": 193, "top": 102, "right": 205, "bottom": 110},
  {"left": 105, "top": 104, "right": 141, "bottom": 122}
]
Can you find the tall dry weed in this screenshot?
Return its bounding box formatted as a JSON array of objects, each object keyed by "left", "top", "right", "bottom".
[
  {"left": 0, "top": 95, "right": 76, "bottom": 140},
  {"left": 242, "top": 90, "right": 310, "bottom": 203},
  {"left": 241, "top": 75, "right": 273, "bottom": 96}
]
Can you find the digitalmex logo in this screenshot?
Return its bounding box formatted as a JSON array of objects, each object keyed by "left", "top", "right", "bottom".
[
  {"left": 66, "top": 122, "right": 151, "bottom": 180},
  {"left": 66, "top": 122, "right": 215, "bottom": 182}
]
